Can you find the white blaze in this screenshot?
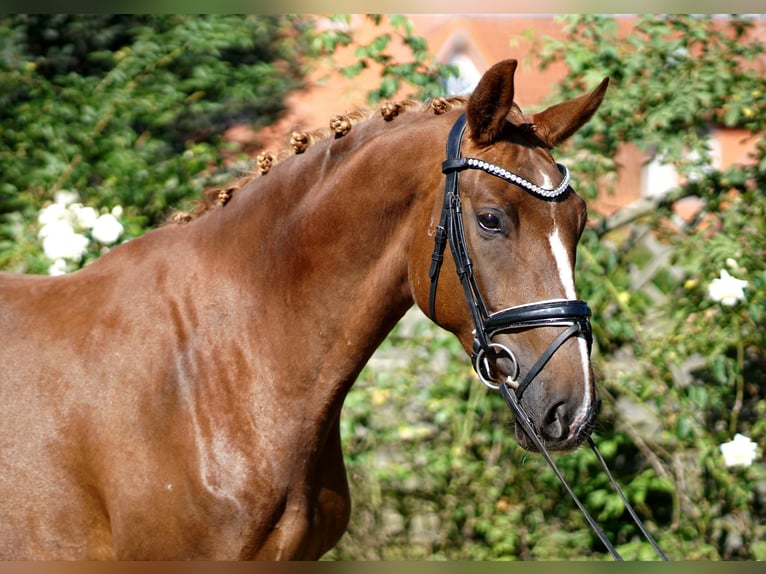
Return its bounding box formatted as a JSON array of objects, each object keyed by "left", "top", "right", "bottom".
[
  {"left": 548, "top": 226, "right": 592, "bottom": 433},
  {"left": 539, "top": 168, "right": 554, "bottom": 190},
  {"left": 548, "top": 226, "right": 577, "bottom": 299}
]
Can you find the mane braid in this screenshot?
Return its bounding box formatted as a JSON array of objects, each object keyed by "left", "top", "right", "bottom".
[{"left": 170, "top": 96, "right": 467, "bottom": 224}]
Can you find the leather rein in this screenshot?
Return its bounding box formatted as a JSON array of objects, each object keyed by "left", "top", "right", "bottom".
[{"left": 428, "top": 112, "right": 668, "bottom": 561}]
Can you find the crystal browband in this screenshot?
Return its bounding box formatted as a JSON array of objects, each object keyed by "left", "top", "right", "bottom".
[{"left": 463, "top": 158, "right": 571, "bottom": 199}]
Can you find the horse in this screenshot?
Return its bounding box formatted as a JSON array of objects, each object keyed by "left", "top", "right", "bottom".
[{"left": 0, "top": 59, "right": 608, "bottom": 559}]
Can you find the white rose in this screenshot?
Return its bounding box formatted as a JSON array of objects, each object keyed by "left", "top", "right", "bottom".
[
  {"left": 39, "top": 219, "right": 72, "bottom": 240},
  {"left": 91, "top": 213, "right": 124, "bottom": 244},
  {"left": 708, "top": 269, "right": 748, "bottom": 307},
  {"left": 37, "top": 203, "right": 68, "bottom": 227},
  {"left": 53, "top": 189, "right": 80, "bottom": 206},
  {"left": 41, "top": 222, "right": 89, "bottom": 261},
  {"left": 48, "top": 258, "right": 70, "bottom": 276},
  {"left": 720, "top": 433, "right": 759, "bottom": 468},
  {"left": 73, "top": 205, "right": 98, "bottom": 229}
]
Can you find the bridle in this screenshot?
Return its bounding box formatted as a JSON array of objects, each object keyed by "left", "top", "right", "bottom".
[
  {"left": 428, "top": 112, "right": 668, "bottom": 561},
  {"left": 428, "top": 112, "right": 592, "bottom": 398}
]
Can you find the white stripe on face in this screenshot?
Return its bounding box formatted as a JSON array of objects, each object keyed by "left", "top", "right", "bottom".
[
  {"left": 539, "top": 168, "right": 554, "bottom": 190},
  {"left": 548, "top": 226, "right": 592, "bottom": 432},
  {"left": 548, "top": 226, "right": 577, "bottom": 299}
]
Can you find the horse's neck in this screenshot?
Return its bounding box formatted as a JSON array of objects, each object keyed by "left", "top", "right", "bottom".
[{"left": 188, "top": 115, "right": 441, "bottom": 408}]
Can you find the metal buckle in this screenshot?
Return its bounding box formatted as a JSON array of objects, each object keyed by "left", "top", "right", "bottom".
[{"left": 473, "top": 342, "right": 520, "bottom": 391}]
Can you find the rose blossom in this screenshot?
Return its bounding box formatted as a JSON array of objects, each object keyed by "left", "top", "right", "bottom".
[
  {"left": 708, "top": 269, "right": 748, "bottom": 307},
  {"left": 720, "top": 433, "right": 758, "bottom": 468},
  {"left": 91, "top": 213, "right": 124, "bottom": 244}
]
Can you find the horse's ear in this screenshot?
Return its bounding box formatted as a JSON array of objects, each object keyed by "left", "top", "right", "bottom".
[
  {"left": 530, "top": 78, "right": 610, "bottom": 147},
  {"left": 466, "top": 59, "right": 518, "bottom": 145}
]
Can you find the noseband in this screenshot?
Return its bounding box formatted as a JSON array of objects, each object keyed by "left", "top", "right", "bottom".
[{"left": 428, "top": 113, "right": 592, "bottom": 398}]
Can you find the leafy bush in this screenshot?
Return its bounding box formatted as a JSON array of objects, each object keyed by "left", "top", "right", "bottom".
[{"left": 0, "top": 14, "right": 309, "bottom": 272}]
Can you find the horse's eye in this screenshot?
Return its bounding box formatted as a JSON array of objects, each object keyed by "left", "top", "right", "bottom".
[{"left": 477, "top": 210, "right": 502, "bottom": 233}]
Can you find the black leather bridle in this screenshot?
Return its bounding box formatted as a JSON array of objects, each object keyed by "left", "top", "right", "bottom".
[
  {"left": 428, "top": 113, "right": 593, "bottom": 398},
  {"left": 427, "top": 112, "right": 668, "bottom": 561}
]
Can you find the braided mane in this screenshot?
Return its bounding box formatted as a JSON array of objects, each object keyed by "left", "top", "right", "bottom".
[{"left": 171, "top": 96, "right": 468, "bottom": 224}]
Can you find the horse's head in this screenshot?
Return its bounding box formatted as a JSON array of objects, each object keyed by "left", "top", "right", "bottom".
[{"left": 411, "top": 59, "right": 608, "bottom": 452}]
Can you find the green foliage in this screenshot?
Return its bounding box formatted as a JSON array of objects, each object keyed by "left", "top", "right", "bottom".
[
  {"left": 0, "top": 15, "right": 311, "bottom": 271},
  {"left": 537, "top": 15, "right": 766, "bottom": 201},
  {"left": 318, "top": 14, "right": 458, "bottom": 103},
  {"left": 544, "top": 24, "right": 766, "bottom": 560}
]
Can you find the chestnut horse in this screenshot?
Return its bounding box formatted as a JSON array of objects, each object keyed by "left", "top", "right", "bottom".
[{"left": 0, "top": 60, "right": 607, "bottom": 559}]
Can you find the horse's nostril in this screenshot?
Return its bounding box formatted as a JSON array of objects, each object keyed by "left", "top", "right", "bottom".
[{"left": 541, "top": 402, "right": 569, "bottom": 441}]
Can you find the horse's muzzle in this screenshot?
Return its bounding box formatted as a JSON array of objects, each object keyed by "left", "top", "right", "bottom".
[{"left": 514, "top": 390, "right": 601, "bottom": 453}]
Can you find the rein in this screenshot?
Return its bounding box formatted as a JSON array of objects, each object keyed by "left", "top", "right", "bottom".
[
  {"left": 429, "top": 112, "right": 668, "bottom": 561},
  {"left": 499, "top": 382, "right": 668, "bottom": 561}
]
